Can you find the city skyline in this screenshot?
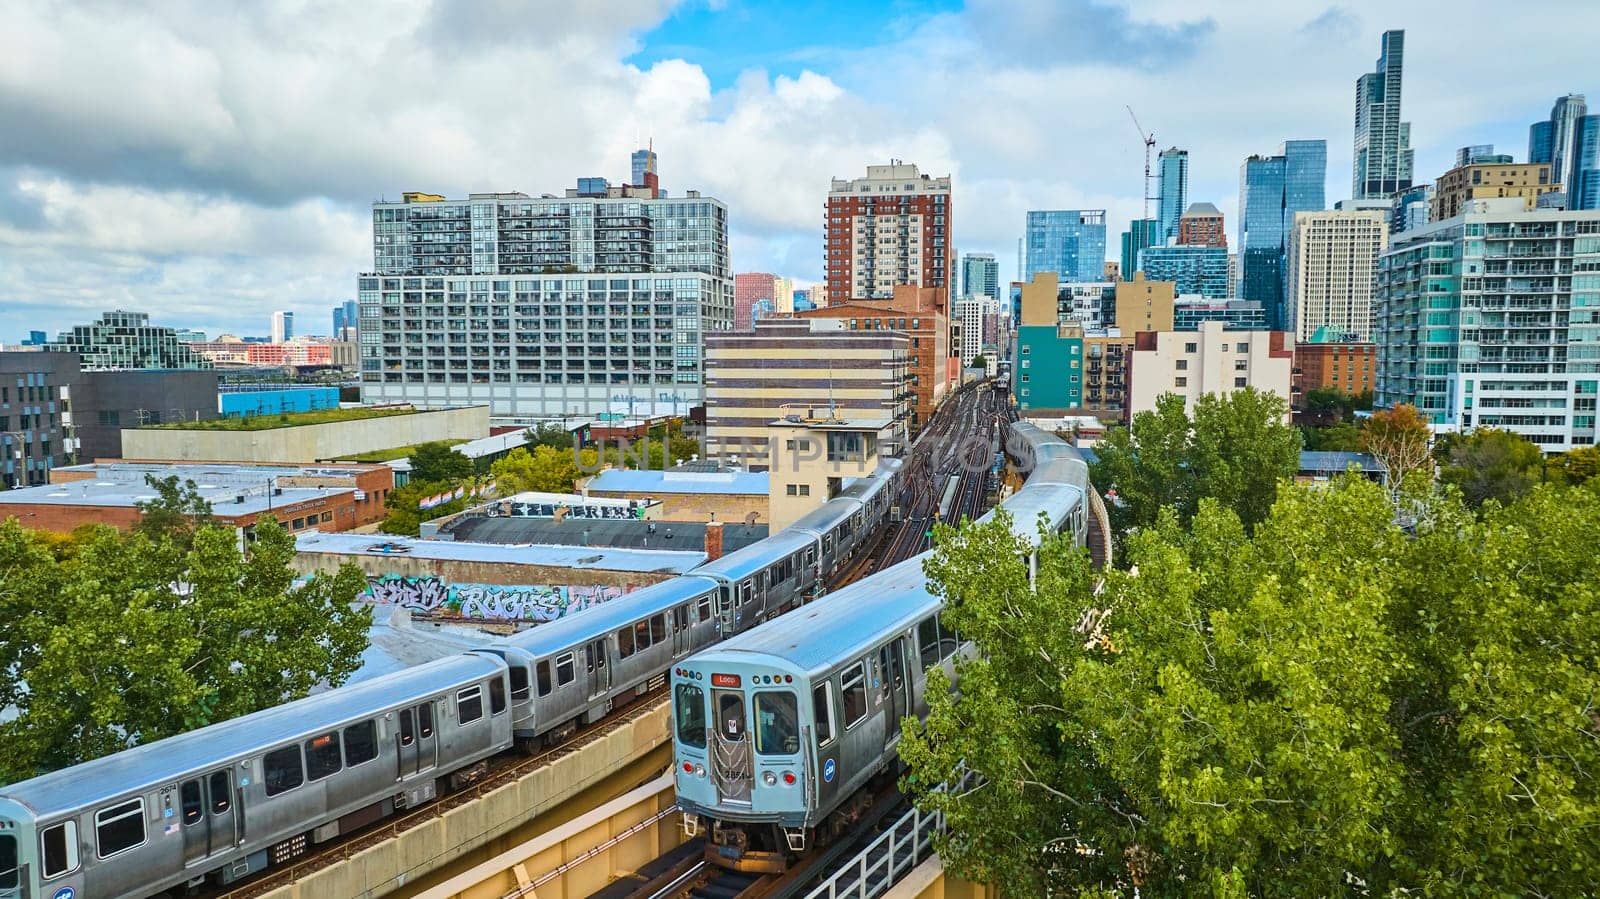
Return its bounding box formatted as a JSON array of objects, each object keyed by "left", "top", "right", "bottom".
[{"left": 0, "top": 0, "right": 1593, "bottom": 337}]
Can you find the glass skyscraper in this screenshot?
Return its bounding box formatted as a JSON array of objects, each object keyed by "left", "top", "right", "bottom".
[
  {"left": 1138, "top": 245, "right": 1230, "bottom": 298},
  {"left": 1120, "top": 218, "right": 1161, "bottom": 279},
  {"left": 961, "top": 252, "right": 1000, "bottom": 299},
  {"left": 1238, "top": 140, "right": 1327, "bottom": 328},
  {"left": 1352, "top": 29, "right": 1413, "bottom": 200},
  {"left": 1157, "top": 148, "right": 1189, "bottom": 244},
  {"left": 1530, "top": 95, "right": 1599, "bottom": 210},
  {"left": 1025, "top": 210, "right": 1107, "bottom": 282}
]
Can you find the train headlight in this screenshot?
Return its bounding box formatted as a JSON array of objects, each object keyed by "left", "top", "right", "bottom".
[
  {"left": 782, "top": 771, "right": 797, "bottom": 785},
  {"left": 762, "top": 771, "right": 777, "bottom": 786},
  {"left": 695, "top": 765, "right": 706, "bottom": 778}
]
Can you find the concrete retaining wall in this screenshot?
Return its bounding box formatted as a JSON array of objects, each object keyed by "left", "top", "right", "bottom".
[{"left": 120, "top": 406, "right": 489, "bottom": 463}]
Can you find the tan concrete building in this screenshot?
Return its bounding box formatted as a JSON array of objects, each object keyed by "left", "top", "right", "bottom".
[
  {"left": 796, "top": 285, "right": 950, "bottom": 431},
  {"left": 1110, "top": 273, "right": 1177, "bottom": 333},
  {"left": 1129, "top": 321, "right": 1295, "bottom": 420},
  {"left": 1286, "top": 209, "right": 1389, "bottom": 342},
  {"left": 765, "top": 418, "right": 883, "bottom": 530},
  {"left": 704, "top": 318, "right": 911, "bottom": 467},
  {"left": 1082, "top": 330, "right": 1134, "bottom": 422},
  {"left": 1432, "top": 162, "right": 1558, "bottom": 220}
]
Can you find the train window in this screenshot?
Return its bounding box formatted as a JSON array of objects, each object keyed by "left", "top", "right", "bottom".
[
  {"left": 398, "top": 708, "right": 415, "bottom": 746},
  {"left": 805, "top": 547, "right": 816, "bottom": 567},
  {"left": 632, "top": 619, "right": 651, "bottom": 651},
  {"left": 537, "top": 660, "right": 553, "bottom": 696},
  {"left": 41, "top": 820, "right": 79, "bottom": 879},
  {"left": 740, "top": 582, "right": 754, "bottom": 606},
  {"left": 344, "top": 721, "right": 378, "bottom": 767},
  {"left": 418, "top": 702, "right": 434, "bottom": 738},
  {"left": 755, "top": 691, "right": 800, "bottom": 755},
  {"left": 555, "top": 652, "right": 576, "bottom": 686},
  {"left": 918, "top": 616, "right": 941, "bottom": 669},
  {"left": 675, "top": 682, "right": 706, "bottom": 748},
  {"left": 718, "top": 692, "right": 747, "bottom": 739},
  {"left": 650, "top": 614, "right": 667, "bottom": 644},
  {"left": 813, "top": 683, "right": 835, "bottom": 746},
  {"left": 94, "top": 798, "right": 146, "bottom": 857},
  {"left": 618, "top": 625, "right": 637, "bottom": 658},
  {"left": 490, "top": 676, "right": 507, "bottom": 714},
  {"left": 181, "top": 779, "right": 204, "bottom": 825},
  {"left": 305, "top": 732, "right": 343, "bottom": 781},
  {"left": 509, "top": 665, "right": 530, "bottom": 700},
  {"left": 697, "top": 596, "right": 712, "bottom": 620},
  {"left": 674, "top": 604, "right": 689, "bottom": 633},
  {"left": 841, "top": 664, "right": 868, "bottom": 730},
  {"left": 458, "top": 686, "right": 484, "bottom": 724},
  {"left": 264, "top": 746, "right": 304, "bottom": 797},
  {"left": 0, "top": 835, "right": 15, "bottom": 889}
]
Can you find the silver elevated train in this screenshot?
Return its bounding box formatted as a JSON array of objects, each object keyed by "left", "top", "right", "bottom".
[
  {"left": 671, "top": 423, "right": 1092, "bottom": 871},
  {"left": 0, "top": 461, "right": 905, "bottom": 899}
]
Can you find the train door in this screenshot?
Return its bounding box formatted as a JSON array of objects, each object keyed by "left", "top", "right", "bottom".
[
  {"left": 395, "top": 702, "right": 438, "bottom": 779},
  {"left": 180, "top": 768, "right": 238, "bottom": 866},
  {"left": 672, "top": 604, "right": 691, "bottom": 656},
  {"left": 879, "top": 638, "right": 909, "bottom": 746},
  {"left": 709, "top": 688, "right": 753, "bottom": 804},
  {"left": 587, "top": 639, "right": 610, "bottom": 699}
]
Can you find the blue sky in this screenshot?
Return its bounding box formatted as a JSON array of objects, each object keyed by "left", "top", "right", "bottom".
[{"left": 0, "top": 0, "right": 1593, "bottom": 339}]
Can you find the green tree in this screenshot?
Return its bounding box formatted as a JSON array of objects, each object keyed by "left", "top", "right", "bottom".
[
  {"left": 490, "top": 444, "right": 601, "bottom": 495},
  {"left": 1435, "top": 427, "right": 1543, "bottom": 508},
  {"left": 902, "top": 476, "right": 1600, "bottom": 896},
  {"left": 379, "top": 479, "right": 472, "bottom": 536},
  {"left": 1089, "top": 389, "right": 1298, "bottom": 538},
  {"left": 408, "top": 441, "right": 473, "bottom": 483},
  {"left": 1360, "top": 403, "right": 1433, "bottom": 501},
  {"left": 1550, "top": 444, "right": 1600, "bottom": 485},
  {"left": 1300, "top": 419, "right": 1361, "bottom": 452},
  {"left": 971, "top": 354, "right": 988, "bottom": 370},
  {"left": 0, "top": 516, "right": 371, "bottom": 783},
  {"left": 524, "top": 422, "right": 577, "bottom": 450},
  {"left": 134, "top": 474, "right": 215, "bottom": 547}
]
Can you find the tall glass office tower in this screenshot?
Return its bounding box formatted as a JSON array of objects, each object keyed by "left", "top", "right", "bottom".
[
  {"left": 1529, "top": 95, "right": 1597, "bottom": 210},
  {"left": 1238, "top": 140, "right": 1327, "bottom": 328},
  {"left": 960, "top": 252, "right": 1000, "bottom": 299},
  {"left": 1352, "top": 30, "right": 1413, "bottom": 200},
  {"left": 1157, "top": 148, "right": 1189, "bottom": 244},
  {"left": 1120, "top": 219, "right": 1162, "bottom": 278},
  {"left": 1024, "top": 210, "right": 1107, "bottom": 282}
]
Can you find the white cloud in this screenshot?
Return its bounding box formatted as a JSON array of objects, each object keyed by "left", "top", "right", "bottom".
[{"left": 0, "top": 0, "right": 1597, "bottom": 338}]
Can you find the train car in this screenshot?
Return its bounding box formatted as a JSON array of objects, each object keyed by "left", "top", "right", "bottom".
[
  {"left": 695, "top": 528, "right": 822, "bottom": 632},
  {"left": 784, "top": 458, "right": 903, "bottom": 578},
  {"left": 483, "top": 576, "right": 720, "bottom": 750},
  {"left": 672, "top": 556, "right": 958, "bottom": 872},
  {"left": 0, "top": 654, "right": 512, "bottom": 899}
]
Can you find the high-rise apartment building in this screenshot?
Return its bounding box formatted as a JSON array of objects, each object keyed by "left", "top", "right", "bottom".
[
  {"left": 1390, "top": 183, "right": 1433, "bottom": 235},
  {"left": 1177, "top": 202, "right": 1226, "bottom": 247},
  {"left": 1455, "top": 145, "right": 1511, "bottom": 167},
  {"left": 1025, "top": 210, "right": 1107, "bottom": 283},
  {"left": 1138, "top": 245, "right": 1230, "bottom": 299},
  {"left": 1352, "top": 29, "right": 1414, "bottom": 200},
  {"left": 271, "top": 311, "right": 293, "bottom": 343},
  {"left": 359, "top": 175, "right": 732, "bottom": 418},
  {"left": 734, "top": 273, "right": 780, "bottom": 330},
  {"left": 1239, "top": 140, "right": 1327, "bottom": 329},
  {"left": 1130, "top": 321, "right": 1295, "bottom": 419},
  {"left": 1374, "top": 198, "right": 1600, "bottom": 449},
  {"left": 1120, "top": 219, "right": 1161, "bottom": 278},
  {"left": 45, "top": 311, "right": 213, "bottom": 371},
  {"left": 1431, "top": 162, "right": 1557, "bottom": 220},
  {"left": 1157, "top": 148, "right": 1189, "bottom": 244},
  {"left": 704, "top": 318, "right": 912, "bottom": 466},
  {"left": 954, "top": 295, "right": 1000, "bottom": 366},
  {"left": 961, "top": 252, "right": 1000, "bottom": 300},
  {"left": 824, "top": 162, "right": 952, "bottom": 305},
  {"left": 1286, "top": 209, "right": 1388, "bottom": 342}
]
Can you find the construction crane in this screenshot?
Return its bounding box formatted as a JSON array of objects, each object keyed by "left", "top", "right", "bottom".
[{"left": 1126, "top": 105, "right": 1157, "bottom": 222}]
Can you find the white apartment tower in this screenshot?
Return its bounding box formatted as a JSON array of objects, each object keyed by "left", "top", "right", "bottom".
[
  {"left": 1286, "top": 209, "right": 1389, "bottom": 342},
  {"left": 825, "top": 162, "right": 953, "bottom": 304}
]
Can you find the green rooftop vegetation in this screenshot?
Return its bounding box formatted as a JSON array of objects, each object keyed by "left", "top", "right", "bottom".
[
  {"left": 145, "top": 405, "right": 416, "bottom": 431},
  {"left": 344, "top": 439, "right": 467, "bottom": 463}
]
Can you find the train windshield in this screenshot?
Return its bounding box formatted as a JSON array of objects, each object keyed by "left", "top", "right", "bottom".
[
  {"left": 0, "top": 833, "right": 16, "bottom": 889},
  {"left": 675, "top": 683, "right": 706, "bottom": 748},
  {"left": 755, "top": 691, "right": 799, "bottom": 755}
]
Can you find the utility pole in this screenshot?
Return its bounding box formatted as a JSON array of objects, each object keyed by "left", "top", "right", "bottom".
[{"left": 1126, "top": 106, "right": 1157, "bottom": 222}]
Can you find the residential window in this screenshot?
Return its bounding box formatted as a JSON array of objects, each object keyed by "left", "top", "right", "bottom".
[
  {"left": 1234, "top": 377, "right": 1248, "bottom": 388},
  {"left": 1235, "top": 359, "right": 1248, "bottom": 371},
  {"left": 1175, "top": 377, "right": 1188, "bottom": 387},
  {"left": 799, "top": 484, "right": 810, "bottom": 496},
  {"left": 1184, "top": 342, "right": 1197, "bottom": 353},
  {"left": 1236, "top": 342, "right": 1249, "bottom": 353},
  {"left": 1175, "top": 359, "right": 1188, "bottom": 371}
]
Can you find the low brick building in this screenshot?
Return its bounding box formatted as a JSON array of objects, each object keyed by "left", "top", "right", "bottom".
[
  {"left": 1292, "top": 340, "right": 1376, "bottom": 407},
  {"left": 0, "top": 460, "right": 394, "bottom": 535}
]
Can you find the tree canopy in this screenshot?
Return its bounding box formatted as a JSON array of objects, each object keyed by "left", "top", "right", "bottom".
[
  {"left": 901, "top": 476, "right": 1600, "bottom": 897},
  {"left": 490, "top": 444, "right": 598, "bottom": 495},
  {"left": 1359, "top": 404, "right": 1432, "bottom": 500},
  {"left": 1089, "top": 388, "right": 1299, "bottom": 539},
  {"left": 379, "top": 479, "right": 472, "bottom": 536},
  {"left": 1550, "top": 444, "right": 1600, "bottom": 486},
  {"left": 408, "top": 440, "right": 474, "bottom": 484},
  {"left": 0, "top": 515, "right": 371, "bottom": 784},
  {"left": 1435, "top": 427, "right": 1543, "bottom": 508}
]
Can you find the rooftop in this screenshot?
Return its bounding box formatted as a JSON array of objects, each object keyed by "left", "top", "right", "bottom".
[
  {"left": 295, "top": 531, "right": 707, "bottom": 574},
  {"left": 585, "top": 468, "right": 770, "bottom": 496},
  {"left": 1182, "top": 201, "right": 1224, "bottom": 218},
  {"left": 444, "top": 516, "right": 769, "bottom": 555},
  {"left": 1, "top": 461, "right": 373, "bottom": 513},
  {"left": 144, "top": 405, "right": 416, "bottom": 431}
]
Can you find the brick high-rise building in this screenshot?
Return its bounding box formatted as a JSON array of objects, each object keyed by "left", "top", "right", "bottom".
[
  {"left": 1177, "top": 202, "right": 1227, "bottom": 247},
  {"left": 734, "top": 272, "right": 780, "bottom": 329},
  {"left": 824, "top": 162, "right": 952, "bottom": 306}
]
